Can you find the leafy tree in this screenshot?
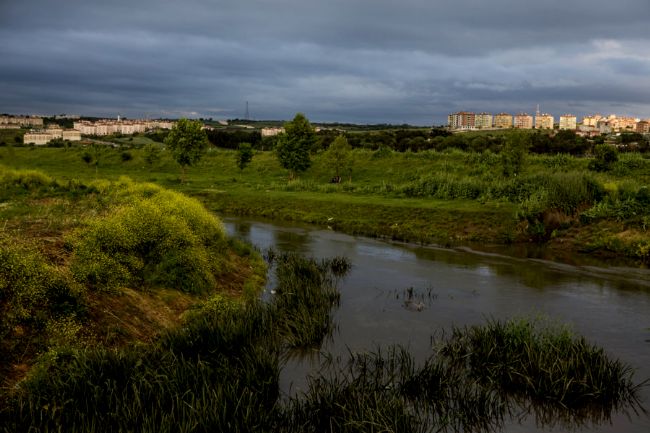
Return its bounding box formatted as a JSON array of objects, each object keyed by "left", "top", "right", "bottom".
[
  {"left": 236, "top": 142, "right": 254, "bottom": 171},
  {"left": 324, "top": 135, "right": 352, "bottom": 182},
  {"left": 163, "top": 118, "right": 208, "bottom": 182},
  {"left": 143, "top": 143, "right": 161, "bottom": 166},
  {"left": 120, "top": 151, "right": 133, "bottom": 162},
  {"left": 589, "top": 143, "right": 618, "bottom": 172},
  {"left": 81, "top": 151, "right": 93, "bottom": 165},
  {"left": 276, "top": 113, "right": 315, "bottom": 180},
  {"left": 501, "top": 131, "right": 529, "bottom": 177}
]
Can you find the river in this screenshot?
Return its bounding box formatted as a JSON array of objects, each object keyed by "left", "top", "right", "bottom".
[{"left": 223, "top": 216, "right": 650, "bottom": 433}]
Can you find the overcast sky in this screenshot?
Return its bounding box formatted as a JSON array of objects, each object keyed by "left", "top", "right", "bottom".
[{"left": 1, "top": 0, "right": 649, "bottom": 125}]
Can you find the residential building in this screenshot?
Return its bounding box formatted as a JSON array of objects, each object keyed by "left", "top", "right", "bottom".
[
  {"left": 448, "top": 112, "right": 476, "bottom": 130},
  {"left": 494, "top": 113, "right": 513, "bottom": 129},
  {"left": 614, "top": 117, "right": 637, "bottom": 132},
  {"left": 474, "top": 113, "right": 493, "bottom": 129},
  {"left": 514, "top": 113, "right": 533, "bottom": 129},
  {"left": 582, "top": 115, "right": 602, "bottom": 127},
  {"left": 261, "top": 127, "right": 285, "bottom": 137},
  {"left": 0, "top": 115, "right": 43, "bottom": 128},
  {"left": 637, "top": 121, "right": 650, "bottom": 134},
  {"left": 73, "top": 119, "right": 173, "bottom": 136},
  {"left": 559, "top": 114, "right": 577, "bottom": 130},
  {"left": 535, "top": 113, "right": 554, "bottom": 129},
  {"left": 24, "top": 128, "right": 81, "bottom": 145}
]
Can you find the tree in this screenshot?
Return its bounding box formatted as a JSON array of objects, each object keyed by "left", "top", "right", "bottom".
[
  {"left": 163, "top": 118, "right": 208, "bottom": 182},
  {"left": 143, "top": 143, "right": 161, "bottom": 166},
  {"left": 324, "top": 135, "right": 352, "bottom": 182},
  {"left": 236, "top": 142, "right": 254, "bottom": 171},
  {"left": 276, "top": 113, "right": 315, "bottom": 180},
  {"left": 589, "top": 143, "right": 618, "bottom": 172},
  {"left": 501, "top": 131, "right": 529, "bottom": 177}
]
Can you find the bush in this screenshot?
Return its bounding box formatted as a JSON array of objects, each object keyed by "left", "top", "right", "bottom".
[
  {"left": 120, "top": 151, "right": 133, "bottom": 162},
  {"left": 0, "top": 241, "right": 85, "bottom": 347},
  {"left": 70, "top": 181, "right": 227, "bottom": 293}
]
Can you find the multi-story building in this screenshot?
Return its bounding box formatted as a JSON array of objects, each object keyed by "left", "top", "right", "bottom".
[
  {"left": 24, "top": 129, "right": 81, "bottom": 145},
  {"left": 559, "top": 114, "right": 577, "bottom": 130},
  {"left": 448, "top": 112, "right": 476, "bottom": 130},
  {"left": 73, "top": 119, "right": 173, "bottom": 136},
  {"left": 614, "top": 117, "right": 637, "bottom": 132},
  {"left": 62, "top": 130, "right": 81, "bottom": 141},
  {"left": 535, "top": 113, "right": 554, "bottom": 129},
  {"left": 636, "top": 121, "right": 650, "bottom": 134},
  {"left": 261, "top": 127, "right": 285, "bottom": 137},
  {"left": 474, "top": 113, "right": 493, "bottom": 129},
  {"left": 582, "top": 115, "right": 602, "bottom": 127},
  {"left": 0, "top": 115, "right": 43, "bottom": 128},
  {"left": 494, "top": 113, "right": 513, "bottom": 129},
  {"left": 514, "top": 113, "right": 533, "bottom": 129}
]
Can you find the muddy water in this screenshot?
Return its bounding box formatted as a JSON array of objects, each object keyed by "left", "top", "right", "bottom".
[{"left": 223, "top": 217, "right": 650, "bottom": 433}]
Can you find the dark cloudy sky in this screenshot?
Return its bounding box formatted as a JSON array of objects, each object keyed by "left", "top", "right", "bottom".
[{"left": 1, "top": 0, "right": 649, "bottom": 124}]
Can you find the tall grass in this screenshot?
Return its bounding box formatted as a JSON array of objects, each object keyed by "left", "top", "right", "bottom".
[
  {"left": 0, "top": 251, "right": 351, "bottom": 433},
  {"left": 439, "top": 318, "right": 645, "bottom": 411},
  {"left": 268, "top": 251, "right": 351, "bottom": 348}
]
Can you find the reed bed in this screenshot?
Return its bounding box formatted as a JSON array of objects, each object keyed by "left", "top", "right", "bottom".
[{"left": 1, "top": 255, "right": 645, "bottom": 433}]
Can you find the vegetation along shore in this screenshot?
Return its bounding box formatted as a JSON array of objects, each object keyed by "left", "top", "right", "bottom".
[
  {"left": 2, "top": 117, "right": 649, "bottom": 265},
  {"left": 1, "top": 147, "right": 648, "bottom": 430}
]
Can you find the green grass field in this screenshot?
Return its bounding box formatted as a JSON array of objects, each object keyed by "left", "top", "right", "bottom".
[{"left": 2, "top": 144, "right": 649, "bottom": 262}]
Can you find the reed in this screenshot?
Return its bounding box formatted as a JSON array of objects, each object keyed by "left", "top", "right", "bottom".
[
  {"left": 438, "top": 318, "right": 645, "bottom": 411},
  {"left": 269, "top": 252, "right": 351, "bottom": 348}
]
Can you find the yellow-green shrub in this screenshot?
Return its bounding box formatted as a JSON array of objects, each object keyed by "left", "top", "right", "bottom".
[
  {"left": 70, "top": 183, "right": 227, "bottom": 293},
  {"left": 0, "top": 241, "right": 85, "bottom": 341}
]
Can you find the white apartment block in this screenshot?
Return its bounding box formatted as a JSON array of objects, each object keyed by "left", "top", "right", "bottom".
[
  {"left": 24, "top": 128, "right": 81, "bottom": 145},
  {"left": 261, "top": 127, "right": 285, "bottom": 137},
  {"left": 73, "top": 119, "right": 172, "bottom": 136},
  {"left": 559, "top": 115, "right": 577, "bottom": 130},
  {"left": 0, "top": 115, "right": 44, "bottom": 128}
]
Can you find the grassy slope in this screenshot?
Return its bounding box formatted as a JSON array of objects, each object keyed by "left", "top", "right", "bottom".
[
  {"left": 0, "top": 173, "right": 266, "bottom": 387},
  {"left": 2, "top": 146, "right": 649, "bottom": 261}
]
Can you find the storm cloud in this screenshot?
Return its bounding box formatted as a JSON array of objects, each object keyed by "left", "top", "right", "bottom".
[{"left": 1, "top": 0, "right": 649, "bottom": 124}]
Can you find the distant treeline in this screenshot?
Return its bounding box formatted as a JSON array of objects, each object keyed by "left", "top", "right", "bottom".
[{"left": 206, "top": 128, "right": 650, "bottom": 155}]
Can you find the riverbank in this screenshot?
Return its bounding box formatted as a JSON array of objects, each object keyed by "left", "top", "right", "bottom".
[{"left": 2, "top": 146, "right": 649, "bottom": 264}]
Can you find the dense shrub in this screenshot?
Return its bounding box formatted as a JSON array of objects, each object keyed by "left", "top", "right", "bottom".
[
  {"left": 70, "top": 182, "right": 227, "bottom": 293},
  {"left": 0, "top": 241, "right": 85, "bottom": 348}
]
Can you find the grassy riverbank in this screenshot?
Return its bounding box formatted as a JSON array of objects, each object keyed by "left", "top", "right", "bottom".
[
  {"left": 0, "top": 169, "right": 266, "bottom": 388},
  {"left": 2, "top": 145, "right": 650, "bottom": 263},
  {"left": 0, "top": 168, "right": 647, "bottom": 431}
]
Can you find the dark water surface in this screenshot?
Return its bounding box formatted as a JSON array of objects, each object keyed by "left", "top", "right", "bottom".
[{"left": 223, "top": 217, "right": 650, "bottom": 433}]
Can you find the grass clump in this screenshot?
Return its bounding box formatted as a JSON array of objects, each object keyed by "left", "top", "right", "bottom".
[
  {"left": 268, "top": 251, "right": 351, "bottom": 348},
  {"left": 69, "top": 182, "right": 227, "bottom": 293},
  {"left": 439, "top": 318, "right": 644, "bottom": 410},
  {"left": 281, "top": 318, "right": 646, "bottom": 433}
]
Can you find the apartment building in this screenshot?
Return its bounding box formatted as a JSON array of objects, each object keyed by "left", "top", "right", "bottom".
[
  {"left": 447, "top": 112, "right": 476, "bottom": 130},
  {"left": 24, "top": 128, "right": 81, "bottom": 145},
  {"left": 474, "top": 113, "right": 493, "bottom": 129},
  {"left": 514, "top": 113, "right": 533, "bottom": 129},
  {"left": 0, "top": 115, "right": 43, "bottom": 128},
  {"left": 535, "top": 113, "right": 554, "bottom": 129},
  {"left": 73, "top": 119, "right": 166, "bottom": 136},
  {"left": 637, "top": 121, "right": 650, "bottom": 134},
  {"left": 582, "top": 115, "right": 602, "bottom": 127},
  {"left": 559, "top": 114, "right": 577, "bottom": 130},
  {"left": 494, "top": 113, "right": 513, "bottom": 129}
]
